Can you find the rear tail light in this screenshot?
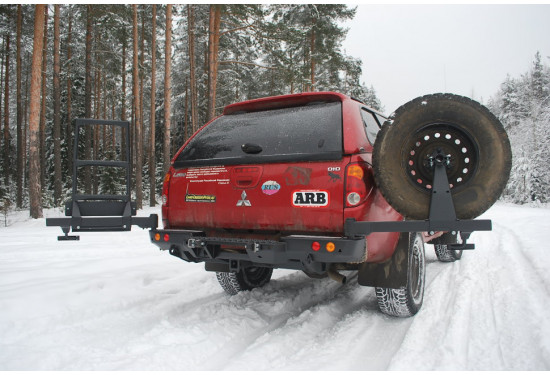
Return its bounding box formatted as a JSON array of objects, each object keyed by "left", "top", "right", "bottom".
[
  {"left": 162, "top": 169, "right": 173, "bottom": 207},
  {"left": 345, "top": 163, "right": 369, "bottom": 207},
  {"left": 311, "top": 241, "right": 337, "bottom": 253}
]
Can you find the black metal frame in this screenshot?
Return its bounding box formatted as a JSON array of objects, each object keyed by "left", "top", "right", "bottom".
[
  {"left": 46, "top": 119, "right": 157, "bottom": 240},
  {"left": 345, "top": 154, "right": 491, "bottom": 250}
]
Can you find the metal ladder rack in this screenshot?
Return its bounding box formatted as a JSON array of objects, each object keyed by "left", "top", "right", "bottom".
[{"left": 46, "top": 118, "right": 157, "bottom": 240}]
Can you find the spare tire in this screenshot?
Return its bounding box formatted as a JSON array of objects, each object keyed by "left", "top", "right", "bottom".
[{"left": 372, "top": 93, "right": 511, "bottom": 220}]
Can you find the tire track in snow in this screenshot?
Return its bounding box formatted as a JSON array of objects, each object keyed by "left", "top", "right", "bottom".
[
  {"left": 483, "top": 223, "right": 550, "bottom": 369},
  {"left": 3, "top": 205, "right": 549, "bottom": 370},
  {"left": 220, "top": 272, "right": 418, "bottom": 371},
  {"left": 182, "top": 271, "right": 362, "bottom": 370},
  {"left": 387, "top": 220, "right": 550, "bottom": 370}
]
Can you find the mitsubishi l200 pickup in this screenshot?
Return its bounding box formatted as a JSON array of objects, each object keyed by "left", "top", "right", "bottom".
[{"left": 149, "top": 91, "right": 511, "bottom": 317}]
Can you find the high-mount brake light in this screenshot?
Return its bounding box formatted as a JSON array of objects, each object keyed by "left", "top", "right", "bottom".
[{"left": 345, "top": 163, "right": 368, "bottom": 208}]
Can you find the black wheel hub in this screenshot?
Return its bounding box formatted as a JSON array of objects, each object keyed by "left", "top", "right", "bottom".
[
  {"left": 404, "top": 123, "right": 478, "bottom": 191},
  {"left": 244, "top": 267, "right": 270, "bottom": 283}
]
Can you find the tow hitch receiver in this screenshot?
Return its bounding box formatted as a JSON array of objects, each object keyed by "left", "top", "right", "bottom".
[{"left": 46, "top": 119, "right": 157, "bottom": 240}]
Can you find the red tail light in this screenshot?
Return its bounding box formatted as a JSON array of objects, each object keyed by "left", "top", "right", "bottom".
[
  {"left": 345, "top": 163, "right": 369, "bottom": 207},
  {"left": 161, "top": 168, "right": 175, "bottom": 229},
  {"left": 162, "top": 168, "right": 174, "bottom": 207}
]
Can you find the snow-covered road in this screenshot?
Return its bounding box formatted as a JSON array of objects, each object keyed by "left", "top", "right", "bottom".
[{"left": 1, "top": 203, "right": 549, "bottom": 370}]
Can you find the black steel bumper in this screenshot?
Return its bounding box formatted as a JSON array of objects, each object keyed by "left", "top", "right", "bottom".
[{"left": 149, "top": 229, "right": 367, "bottom": 273}]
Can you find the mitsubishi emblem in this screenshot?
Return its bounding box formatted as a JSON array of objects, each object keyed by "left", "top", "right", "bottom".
[{"left": 237, "top": 190, "right": 251, "bottom": 206}]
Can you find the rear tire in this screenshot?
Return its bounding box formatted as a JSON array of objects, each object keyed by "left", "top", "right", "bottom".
[
  {"left": 431, "top": 232, "right": 463, "bottom": 262},
  {"left": 376, "top": 233, "right": 425, "bottom": 317},
  {"left": 216, "top": 266, "right": 273, "bottom": 295},
  {"left": 373, "top": 93, "right": 511, "bottom": 220},
  {"left": 434, "top": 244, "right": 463, "bottom": 262}
]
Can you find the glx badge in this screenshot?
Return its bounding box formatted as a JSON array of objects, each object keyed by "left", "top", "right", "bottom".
[{"left": 237, "top": 191, "right": 251, "bottom": 207}]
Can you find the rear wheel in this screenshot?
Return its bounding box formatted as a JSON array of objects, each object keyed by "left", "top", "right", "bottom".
[
  {"left": 216, "top": 266, "right": 273, "bottom": 295},
  {"left": 431, "top": 232, "right": 463, "bottom": 262},
  {"left": 434, "top": 244, "right": 463, "bottom": 262},
  {"left": 373, "top": 93, "right": 511, "bottom": 220},
  {"left": 376, "top": 233, "right": 425, "bottom": 317}
]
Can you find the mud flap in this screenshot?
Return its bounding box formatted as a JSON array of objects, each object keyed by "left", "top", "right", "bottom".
[{"left": 357, "top": 232, "right": 410, "bottom": 289}]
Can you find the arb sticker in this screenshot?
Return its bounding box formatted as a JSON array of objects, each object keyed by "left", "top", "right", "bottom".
[
  {"left": 261, "top": 180, "right": 280, "bottom": 195},
  {"left": 292, "top": 190, "right": 329, "bottom": 207}
]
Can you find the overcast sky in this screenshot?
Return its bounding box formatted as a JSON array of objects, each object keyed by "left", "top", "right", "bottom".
[{"left": 342, "top": 4, "right": 550, "bottom": 114}]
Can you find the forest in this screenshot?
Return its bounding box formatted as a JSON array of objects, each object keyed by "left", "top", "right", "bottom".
[
  {"left": 488, "top": 51, "right": 550, "bottom": 205},
  {"left": 0, "top": 4, "right": 548, "bottom": 220},
  {"left": 0, "top": 4, "right": 382, "bottom": 218}
]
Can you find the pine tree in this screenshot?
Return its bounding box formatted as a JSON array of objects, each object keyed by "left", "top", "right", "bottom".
[
  {"left": 0, "top": 4, "right": 383, "bottom": 211},
  {"left": 149, "top": 4, "right": 157, "bottom": 206},
  {"left": 15, "top": 4, "right": 23, "bottom": 208},
  {"left": 29, "top": 4, "right": 46, "bottom": 219},
  {"left": 489, "top": 52, "right": 550, "bottom": 204},
  {"left": 53, "top": 4, "right": 61, "bottom": 205},
  {"left": 132, "top": 5, "right": 142, "bottom": 208},
  {"left": 163, "top": 4, "right": 172, "bottom": 174}
]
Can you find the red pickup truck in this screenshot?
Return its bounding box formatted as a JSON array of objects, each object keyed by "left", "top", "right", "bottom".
[{"left": 150, "top": 91, "right": 511, "bottom": 317}]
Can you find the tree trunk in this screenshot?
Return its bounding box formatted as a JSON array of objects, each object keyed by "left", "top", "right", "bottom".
[
  {"left": 310, "top": 27, "right": 315, "bottom": 91},
  {"left": 3, "top": 35, "right": 9, "bottom": 189},
  {"left": 84, "top": 5, "right": 93, "bottom": 193},
  {"left": 121, "top": 28, "right": 127, "bottom": 161},
  {"left": 188, "top": 4, "right": 198, "bottom": 133},
  {"left": 0, "top": 37, "right": 3, "bottom": 126},
  {"left": 92, "top": 60, "right": 100, "bottom": 195},
  {"left": 132, "top": 5, "right": 143, "bottom": 209},
  {"left": 140, "top": 7, "right": 146, "bottom": 174},
  {"left": 29, "top": 4, "right": 46, "bottom": 219},
  {"left": 16, "top": 5, "right": 23, "bottom": 208},
  {"left": 149, "top": 4, "right": 157, "bottom": 206},
  {"left": 39, "top": 6, "right": 48, "bottom": 193},
  {"left": 184, "top": 80, "right": 189, "bottom": 141},
  {"left": 207, "top": 5, "right": 221, "bottom": 121},
  {"left": 23, "top": 51, "right": 29, "bottom": 191},
  {"left": 53, "top": 5, "right": 62, "bottom": 205},
  {"left": 163, "top": 4, "right": 172, "bottom": 174},
  {"left": 66, "top": 8, "right": 73, "bottom": 178}
]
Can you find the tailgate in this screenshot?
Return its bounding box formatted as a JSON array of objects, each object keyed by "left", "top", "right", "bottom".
[
  {"left": 167, "top": 100, "right": 346, "bottom": 234},
  {"left": 168, "top": 158, "right": 349, "bottom": 234}
]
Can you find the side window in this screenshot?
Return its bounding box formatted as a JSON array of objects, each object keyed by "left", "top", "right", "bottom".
[
  {"left": 374, "top": 113, "right": 387, "bottom": 127},
  {"left": 360, "top": 108, "right": 381, "bottom": 145}
]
